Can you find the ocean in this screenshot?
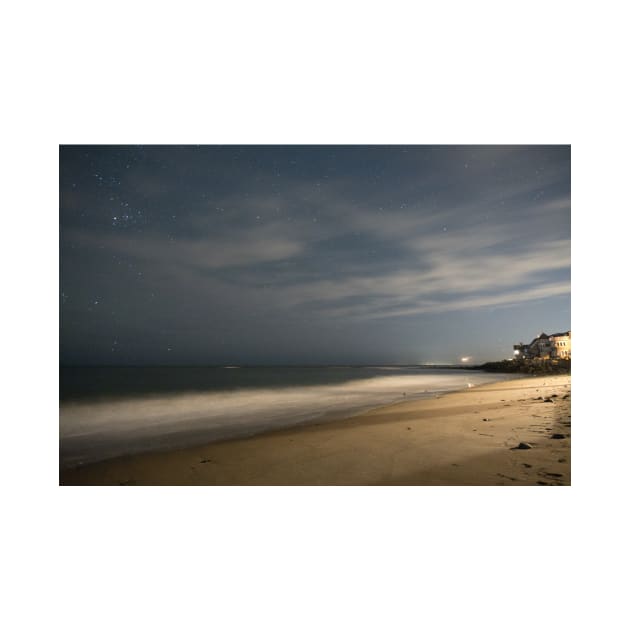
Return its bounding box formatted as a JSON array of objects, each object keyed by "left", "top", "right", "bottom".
[{"left": 60, "top": 366, "right": 519, "bottom": 467}]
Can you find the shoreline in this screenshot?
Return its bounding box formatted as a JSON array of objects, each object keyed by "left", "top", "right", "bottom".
[{"left": 60, "top": 374, "right": 571, "bottom": 486}]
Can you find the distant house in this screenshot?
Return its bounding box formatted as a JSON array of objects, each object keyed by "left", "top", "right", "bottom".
[
  {"left": 513, "top": 330, "right": 571, "bottom": 360},
  {"left": 549, "top": 330, "right": 571, "bottom": 359},
  {"left": 528, "top": 333, "right": 553, "bottom": 358}
]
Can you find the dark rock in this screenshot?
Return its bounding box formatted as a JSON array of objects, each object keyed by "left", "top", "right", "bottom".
[
  {"left": 478, "top": 359, "right": 570, "bottom": 375},
  {"left": 550, "top": 433, "right": 566, "bottom": 439},
  {"left": 543, "top": 398, "right": 554, "bottom": 403},
  {"left": 515, "top": 442, "right": 533, "bottom": 450}
]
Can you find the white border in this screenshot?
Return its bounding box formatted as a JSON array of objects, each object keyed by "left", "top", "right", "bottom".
[{"left": 4, "top": 1, "right": 627, "bottom": 629}]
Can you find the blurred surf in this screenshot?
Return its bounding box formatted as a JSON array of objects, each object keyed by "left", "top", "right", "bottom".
[{"left": 59, "top": 367, "right": 518, "bottom": 467}]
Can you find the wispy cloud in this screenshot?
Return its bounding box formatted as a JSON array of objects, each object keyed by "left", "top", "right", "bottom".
[
  {"left": 63, "top": 177, "right": 570, "bottom": 324},
  {"left": 64, "top": 225, "right": 304, "bottom": 271},
  {"left": 274, "top": 237, "right": 570, "bottom": 320}
]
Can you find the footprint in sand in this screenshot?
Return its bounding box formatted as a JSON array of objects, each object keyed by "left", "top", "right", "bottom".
[{"left": 497, "top": 473, "right": 518, "bottom": 481}]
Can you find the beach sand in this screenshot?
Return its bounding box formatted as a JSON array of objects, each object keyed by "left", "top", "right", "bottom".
[{"left": 60, "top": 375, "right": 571, "bottom": 486}]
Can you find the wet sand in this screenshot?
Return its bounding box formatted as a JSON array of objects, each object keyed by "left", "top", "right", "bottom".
[{"left": 60, "top": 375, "right": 571, "bottom": 485}]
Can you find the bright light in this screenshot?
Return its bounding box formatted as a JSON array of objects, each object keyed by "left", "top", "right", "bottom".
[
  {"left": 514, "top": 349, "right": 520, "bottom": 355},
  {"left": 460, "top": 356, "right": 471, "bottom": 363}
]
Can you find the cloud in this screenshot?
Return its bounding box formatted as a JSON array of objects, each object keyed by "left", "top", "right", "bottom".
[
  {"left": 64, "top": 225, "right": 304, "bottom": 272},
  {"left": 63, "top": 187, "right": 570, "bottom": 324},
  {"left": 61, "top": 148, "right": 570, "bottom": 333},
  {"left": 265, "top": 228, "right": 570, "bottom": 320},
  {"left": 345, "top": 281, "right": 571, "bottom": 320}
]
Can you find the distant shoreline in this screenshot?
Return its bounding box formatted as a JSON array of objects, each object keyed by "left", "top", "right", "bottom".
[
  {"left": 60, "top": 363, "right": 485, "bottom": 369},
  {"left": 59, "top": 361, "right": 570, "bottom": 372}
]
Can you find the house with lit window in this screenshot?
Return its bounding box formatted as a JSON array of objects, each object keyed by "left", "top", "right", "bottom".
[
  {"left": 528, "top": 333, "right": 553, "bottom": 358},
  {"left": 549, "top": 330, "right": 571, "bottom": 359},
  {"left": 513, "top": 330, "right": 571, "bottom": 360}
]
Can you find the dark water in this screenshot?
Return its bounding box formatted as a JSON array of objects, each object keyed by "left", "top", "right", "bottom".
[{"left": 60, "top": 365, "right": 467, "bottom": 401}]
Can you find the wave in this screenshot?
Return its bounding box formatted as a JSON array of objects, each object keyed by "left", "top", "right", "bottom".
[{"left": 59, "top": 371, "right": 514, "bottom": 467}]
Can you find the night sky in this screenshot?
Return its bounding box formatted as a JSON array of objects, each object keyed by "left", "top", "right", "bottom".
[{"left": 60, "top": 145, "right": 570, "bottom": 365}]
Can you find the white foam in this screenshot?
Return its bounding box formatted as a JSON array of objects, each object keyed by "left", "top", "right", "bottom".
[{"left": 60, "top": 371, "right": 513, "bottom": 466}]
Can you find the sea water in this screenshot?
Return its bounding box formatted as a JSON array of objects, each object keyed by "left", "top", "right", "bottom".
[{"left": 60, "top": 366, "right": 519, "bottom": 467}]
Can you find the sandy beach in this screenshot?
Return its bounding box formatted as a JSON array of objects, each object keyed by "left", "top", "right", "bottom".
[{"left": 60, "top": 374, "right": 571, "bottom": 486}]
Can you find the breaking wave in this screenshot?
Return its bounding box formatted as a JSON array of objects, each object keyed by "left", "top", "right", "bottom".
[{"left": 60, "top": 370, "right": 515, "bottom": 466}]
